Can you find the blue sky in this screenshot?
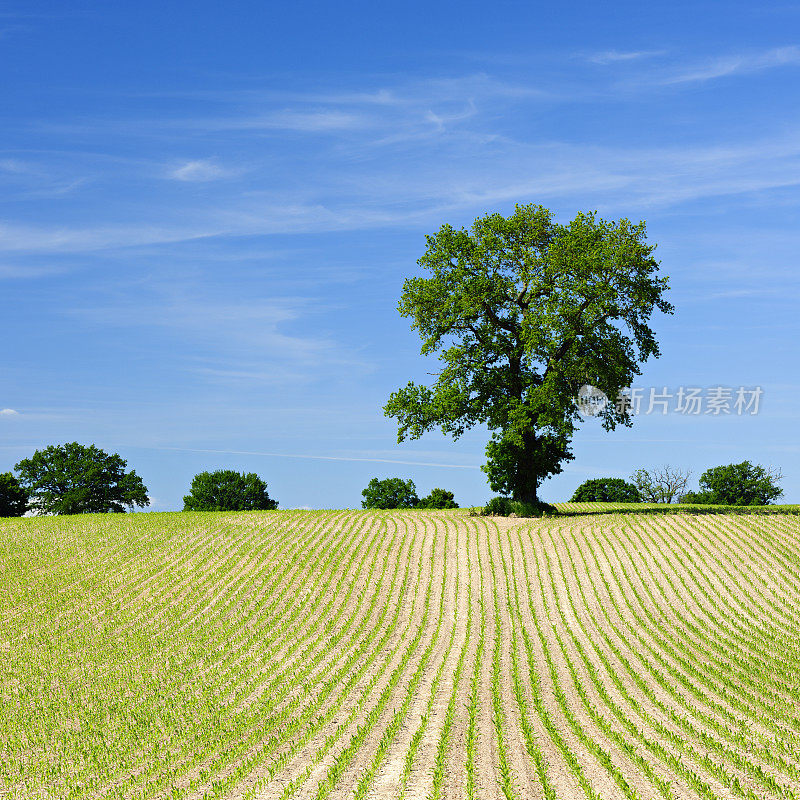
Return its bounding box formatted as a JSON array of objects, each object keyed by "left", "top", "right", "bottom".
[{"left": 1, "top": 0, "right": 799, "bottom": 509}]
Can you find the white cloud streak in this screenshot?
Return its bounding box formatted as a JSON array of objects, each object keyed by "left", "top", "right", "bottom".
[
  {"left": 184, "top": 110, "right": 368, "bottom": 133},
  {"left": 169, "top": 159, "right": 234, "bottom": 181},
  {"left": 0, "top": 222, "right": 219, "bottom": 252},
  {"left": 4, "top": 68, "right": 800, "bottom": 257},
  {"left": 67, "top": 288, "right": 370, "bottom": 385},
  {"left": 158, "top": 445, "right": 480, "bottom": 469},
  {"left": 0, "top": 264, "right": 68, "bottom": 279},
  {"left": 661, "top": 45, "right": 800, "bottom": 84},
  {"left": 4, "top": 126, "right": 800, "bottom": 255},
  {"left": 589, "top": 49, "right": 665, "bottom": 64}
]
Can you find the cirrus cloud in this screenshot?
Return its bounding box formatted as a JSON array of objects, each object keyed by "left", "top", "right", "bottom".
[{"left": 169, "top": 159, "right": 236, "bottom": 182}]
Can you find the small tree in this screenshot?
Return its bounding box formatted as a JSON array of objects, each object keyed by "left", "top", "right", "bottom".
[
  {"left": 15, "top": 443, "right": 149, "bottom": 515},
  {"left": 571, "top": 478, "right": 641, "bottom": 503},
  {"left": 681, "top": 461, "right": 782, "bottom": 506},
  {"left": 631, "top": 465, "right": 691, "bottom": 503},
  {"left": 183, "top": 470, "right": 278, "bottom": 511},
  {"left": 361, "top": 478, "right": 419, "bottom": 509},
  {"left": 0, "top": 472, "right": 28, "bottom": 517},
  {"left": 416, "top": 488, "right": 459, "bottom": 509}
]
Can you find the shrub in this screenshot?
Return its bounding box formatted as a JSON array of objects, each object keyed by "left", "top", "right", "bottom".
[
  {"left": 679, "top": 491, "right": 715, "bottom": 504},
  {"left": 361, "top": 477, "right": 419, "bottom": 509},
  {"left": 183, "top": 470, "right": 278, "bottom": 511},
  {"left": 483, "top": 496, "right": 514, "bottom": 516},
  {"left": 416, "top": 488, "right": 458, "bottom": 509},
  {"left": 0, "top": 472, "right": 28, "bottom": 517},
  {"left": 571, "top": 478, "right": 641, "bottom": 503},
  {"left": 482, "top": 496, "right": 556, "bottom": 517}
]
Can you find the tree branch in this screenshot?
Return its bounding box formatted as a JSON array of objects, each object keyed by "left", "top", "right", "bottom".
[{"left": 542, "top": 296, "right": 594, "bottom": 379}]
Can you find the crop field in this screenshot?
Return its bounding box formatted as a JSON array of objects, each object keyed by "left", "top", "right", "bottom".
[
  {"left": 1, "top": 510, "right": 799, "bottom": 800},
  {"left": 554, "top": 502, "right": 800, "bottom": 515}
]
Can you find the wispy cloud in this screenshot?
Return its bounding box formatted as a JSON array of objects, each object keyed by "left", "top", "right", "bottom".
[
  {"left": 137, "top": 74, "right": 543, "bottom": 109},
  {"left": 191, "top": 109, "right": 368, "bottom": 133},
  {"left": 157, "top": 445, "right": 480, "bottom": 469},
  {"left": 190, "top": 366, "right": 317, "bottom": 386},
  {"left": 5, "top": 68, "right": 800, "bottom": 259},
  {"left": 424, "top": 99, "right": 478, "bottom": 132},
  {"left": 38, "top": 73, "right": 542, "bottom": 143},
  {"left": 0, "top": 263, "right": 68, "bottom": 279},
  {"left": 286, "top": 88, "right": 399, "bottom": 106},
  {"left": 709, "top": 287, "right": 795, "bottom": 299},
  {"left": 588, "top": 49, "right": 665, "bottom": 64},
  {"left": 0, "top": 158, "right": 29, "bottom": 173},
  {"left": 0, "top": 408, "right": 19, "bottom": 416},
  {"left": 68, "top": 288, "right": 370, "bottom": 385},
  {"left": 0, "top": 156, "right": 89, "bottom": 198},
  {"left": 661, "top": 45, "right": 800, "bottom": 84},
  {"left": 4, "top": 126, "right": 800, "bottom": 253},
  {"left": 169, "top": 159, "right": 236, "bottom": 181},
  {"left": 0, "top": 221, "right": 219, "bottom": 252}
]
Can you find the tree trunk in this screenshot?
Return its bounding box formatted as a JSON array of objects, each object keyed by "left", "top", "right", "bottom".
[
  {"left": 514, "top": 487, "right": 539, "bottom": 504},
  {"left": 512, "top": 430, "right": 539, "bottom": 504}
]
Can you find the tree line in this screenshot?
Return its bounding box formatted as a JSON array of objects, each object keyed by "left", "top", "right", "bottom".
[
  {"left": 0, "top": 443, "right": 279, "bottom": 516},
  {"left": 571, "top": 462, "right": 783, "bottom": 506},
  {"left": 0, "top": 442, "right": 785, "bottom": 517}
]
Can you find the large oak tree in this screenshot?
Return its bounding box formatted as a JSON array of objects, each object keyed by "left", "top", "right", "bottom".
[
  {"left": 15, "top": 442, "right": 149, "bottom": 514},
  {"left": 384, "top": 204, "right": 673, "bottom": 504}
]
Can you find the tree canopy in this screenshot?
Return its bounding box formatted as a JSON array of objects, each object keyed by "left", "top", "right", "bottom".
[
  {"left": 183, "top": 470, "right": 278, "bottom": 511},
  {"left": 0, "top": 472, "right": 28, "bottom": 517},
  {"left": 385, "top": 204, "right": 673, "bottom": 503},
  {"left": 15, "top": 443, "right": 149, "bottom": 515},
  {"left": 361, "top": 478, "right": 419, "bottom": 509},
  {"left": 681, "top": 461, "right": 783, "bottom": 506},
  {"left": 416, "top": 487, "right": 459, "bottom": 509},
  {"left": 571, "top": 478, "right": 641, "bottom": 503}
]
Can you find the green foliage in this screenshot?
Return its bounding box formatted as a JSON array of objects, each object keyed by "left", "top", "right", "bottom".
[
  {"left": 484, "top": 496, "right": 515, "bottom": 516},
  {"left": 483, "top": 496, "right": 556, "bottom": 517},
  {"left": 14, "top": 442, "right": 149, "bottom": 515},
  {"left": 416, "top": 487, "right": 458, "bottom": 509},
  {"left": 571, "top": 478, "right": 641, "bottom": 503},
  {"left": 680, "top": 461, "right": 783, "bottom": 505},
  {"left": 384, "top": 204, "right": 672, "bottom": 503},
  {"left": 678, "top": 491, "right": 715, "bottom": 504},
  {"left": 0, "top": 472, "right": 28, "bottom": 517},
  {"left": 183, "top": 470, "right": 278, "bottom": 511},
  {"left": 513, "top": 499, "right": 557, "bottom": 517},
  {"left": 361, "top": 477, "right": 419, "bottom": 509}
]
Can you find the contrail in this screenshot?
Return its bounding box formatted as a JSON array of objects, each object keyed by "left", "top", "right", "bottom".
[
  {"left": 0, "top": 443, "right": 480, "bottom": 469},
  {"left": 157, "top": 446, "right": 481, "bottom": 469}
]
